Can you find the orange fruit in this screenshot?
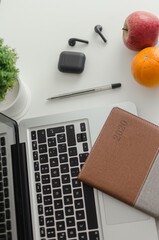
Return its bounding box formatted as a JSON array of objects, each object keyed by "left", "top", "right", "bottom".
[{"left": 131, "top": 47, "right": 159, "bottom": 87}]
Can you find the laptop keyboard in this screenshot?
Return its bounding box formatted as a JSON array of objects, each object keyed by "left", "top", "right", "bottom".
[
  {"left": 0, "top": 136, "right": 12, "bottom": 240},
  {"left": 31, "top": 120, "right": 100, "bottom": 240}
]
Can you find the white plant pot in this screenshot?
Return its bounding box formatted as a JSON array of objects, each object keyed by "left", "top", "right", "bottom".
[{"left": 0, "top": 80, "right": 31, "bottom": 120}]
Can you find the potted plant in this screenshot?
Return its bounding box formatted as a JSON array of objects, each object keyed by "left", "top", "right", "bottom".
[
  {"left": 0, "top": 38, "right": 31, "bottom": 119},
  {"left": 0, "top": 38, "right": 19, "bottom": 101}
]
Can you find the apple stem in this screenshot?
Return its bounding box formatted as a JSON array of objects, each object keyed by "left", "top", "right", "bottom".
[{"left": 122, "top": 28, "right": 128, "bottom": 31}]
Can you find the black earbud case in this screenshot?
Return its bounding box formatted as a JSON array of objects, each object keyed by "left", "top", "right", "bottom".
[{"left": 58, "top": 51, "right": 86, "bottom": 74}]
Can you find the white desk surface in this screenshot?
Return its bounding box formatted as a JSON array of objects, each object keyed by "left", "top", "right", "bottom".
[
  {"left": 1, "top": 0, "right": 159, "bottom": 237},
  {"left": 0, "top": 0, "right": 159, "bottom": 124}
]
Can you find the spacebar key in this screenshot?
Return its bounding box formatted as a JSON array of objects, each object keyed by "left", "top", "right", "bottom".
[{"left": 83, "top": 183, "right": 98, "bottom": 230}]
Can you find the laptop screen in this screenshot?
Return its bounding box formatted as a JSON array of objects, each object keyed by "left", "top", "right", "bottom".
[{"left": 0, "top": 113, "right": 33, "bottom": 240}]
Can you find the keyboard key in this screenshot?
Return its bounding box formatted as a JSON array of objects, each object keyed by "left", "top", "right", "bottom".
[
  {"left": 50, "top": 157, "right": 58, "bottom": 167},
  {"left": 1, "top": 137, "right": 6, "bottom": 146},
  {"left": 46, "top": 217, "right": 54, "bottom": 227},
  {"left": 68, "top": 147, "right": 77, "bottom": 156},
  {"left": 57, "top": 232, "right": 66, "bottom": 240},
  {"left": 65, "top": 206, "right": 74, "bottom": 216},
  {"left": 66, "top": 125, "right": 76, "bottom": 146},
  {"left": 47, "top": 126, "right": 64, "bottom": 137},
  {"left": 39, "top": 216, "right": 44, "bottom": 226},
  {"left": 7, "top": 232, "right": 12, "bottom": 240},
  {"left": 45, "top": 206, "right": 53, "bottom": 216},
  {"left": 39, "top": 144, "right": 47, "bottom": 154},
  {"left": 3, "top": 178, "right": 8, "bottom": 187},
  {"left": 56, "top": 221, "right": 65, "bottom": 231},
  {"left": 31, "top": 131, "right": 36, "bottom": 140},
  {"left": 52, "top": 178, "right": 61, "bottom": 188},
  {"left": 59, "top": 154, "right": 68, "bottom": 163},
  {"left": 40, "top": 227, "right": 45, "bottom": 237},
  {"left": 47, "top": 228, "right": 55, "bottom": 238},
  {"left": 67, "top": 228, "right": 76, "bottom": 238},
  {"left": 37, "top": 130, "right": 46, "bottom": 144},
  {"left": 55, "top": 210, "right": 64, "bottom": 220},
  {"left": 6, "top": 209, "right": 11, "bottom": 219},
  {"left": 37, "top": 194, "right": 42, "bottom": 203},
  {"left": 34, "top": 162, "right": 39, "bottom": 171},
  {"left": 58, "top": 143, "right": 67, "bottom": 153},
  {"left": 0, "top": 234, "right": 6, "bottom": 240},
  {"left": 78, "top": 232, "right": 87, "bottom": 240},
  {"left": 40, "top": 154, "right": 48, "bottom": 164},
  {"left": 6, "top": 220, "right": 12, "bottom": 230},
  {"left": 5, "top": 199, "right": 10, "bottom": 208},
  {"left": 44, "top": 195, "right": 52, "bottom": 205},
  {"left": 48, "top": 137, "right": 56, "bottom": 147},
  {"left": 43, "top": 185, "right": 51, "bottom": 195},
  {"left": 38, "top": 205, "right": 43, "bottom": 215},
  {"left": 49, "top": 147, "right": 57, "bottom": 157},
  {"left": 4, "top": 188, "right": 9, "bottom": 198},
  {"left": 42, "top": 174, "right": 50, "bottom": 184},
  {"left": 61, "top": 174, "right": 70, "bottom": 184},
  {"left": 77, "top": 221, "right": 86, "bottom": 231},
  {"left": 77, "top": 133, "right": 87, "bottom": 142},
  {"left": 0, "top": 202, "right": 5, "bottom": 211},
  {"left": 89, "top": 231, "right": 100, "bottom": 240},
  {"left": 70, "top": 157, "right": 78, "bottom": 167},
  {"left": 2, "top": 157, "right": 7, "bottom": 166},
  {"left": 32, "top": 141, "right": 37, "bottom": 150},
  {"left": 54, "top": 199, "right": 63, "bottom": 209},
  {"left": 71, "top": 167, "right": 79, "bottom": 177},
  {"left": 60, "top": 164, "right": 69, "bottom": 174},
  {"left": 62, "top": 184, "right": 71, "bottom": 194},
  {"left": 74, "top": 199, "right": 84, "bottom": 209},
  {"left": 53, "top": 188, "right": 62, "bottom": 198},
  {"left": 0, "top": 223, "right": 6, "bottom": 233},
  {"left": 51, "top": 168, "right": 60, "bottom": 178},
  {"left": 57, "top": 133, "right": 66, "bottom": 143},
  {"left": 33, "top": 151, "right": 38, "bottom": 161},
  {"left": 1, "top": 147, "right": 6, "bottom": 156},
  {"left": 83, "top": 142, "right": 88, "bottom": 152},
  {"left": 66, "top": 216, "right": 75, "bottom": 227},
  {"left": 0, "top": 192, "right": 4, "bottom": 201},
  {"left": 72, "top": 178, "right": 81, "bottom": 188},
  {"left": 0, "top": 213, "right": 5, "bottom": 222},
  {"left": 35, "top": 172, "right": 40, "bottom": 182},
  {"left": 36, "top": 183, "right": 41, "bottom": 192},
  {"left": 64, "top": 195, "right": 73, "bottom": 205},
  {"left": 3, "top": 167, "right": 8, "bottom": 177},
  {"left": 76, "top": 210, "right": 85, "bottom": 220},
  {"left": 80, "top": 122, "right": 86, "bottom": 132},
  {"left": 79, "top": 153, "right": 89, "bottom": 163},
  {"left": 41, "top": 164, "right": 49, "bottom": 174},
  {"left": 73, "top": 188, "right": 82, "bottom": 198}
]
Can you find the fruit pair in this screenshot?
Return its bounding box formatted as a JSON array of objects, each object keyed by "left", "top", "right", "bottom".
[{"left": 122, "top": 11, "right": 159, "bottom": 87}]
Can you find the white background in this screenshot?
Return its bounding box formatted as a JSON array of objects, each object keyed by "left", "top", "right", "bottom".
[{"left": 1, "top": 0, "right": 159, "bottom": 237}]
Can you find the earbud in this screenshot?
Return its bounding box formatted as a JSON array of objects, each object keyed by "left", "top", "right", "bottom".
[
  {"left": 68, "top": 38, "right": 89, "bottom": 46},
  {"left": 94, "top": 25, "right": 107, "bottom": 43}
]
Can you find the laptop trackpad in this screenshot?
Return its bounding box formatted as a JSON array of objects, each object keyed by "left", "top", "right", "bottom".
[{"left": 101, "top": 193, "right": 149, "bottom": 225}]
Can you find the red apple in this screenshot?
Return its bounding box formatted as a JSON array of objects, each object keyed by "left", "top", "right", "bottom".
[{"left": 122, "top": 11, "right": 159, "bottom": 51}]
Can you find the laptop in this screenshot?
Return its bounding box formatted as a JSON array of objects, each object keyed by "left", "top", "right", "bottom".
[{"left": 0, "top": 101, "right": 158, "bottom": 240}]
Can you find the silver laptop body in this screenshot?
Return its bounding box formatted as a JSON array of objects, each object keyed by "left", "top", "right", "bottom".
[{"left": 0, "top": 101, "right": 158, "bottom": 240}]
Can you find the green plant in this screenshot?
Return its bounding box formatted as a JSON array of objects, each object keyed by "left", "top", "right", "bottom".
[{"left": 0, "top": 38, "right": 19, "bottom": 101}]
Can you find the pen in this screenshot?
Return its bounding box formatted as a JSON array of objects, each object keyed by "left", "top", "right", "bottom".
[{"left": 47, "top": 83, "right": 121, "bottom": 100}]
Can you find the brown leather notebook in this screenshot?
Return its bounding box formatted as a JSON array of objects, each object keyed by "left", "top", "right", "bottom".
[{"left": 78, "top": 107, "right": 159, "bottom": 218}]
